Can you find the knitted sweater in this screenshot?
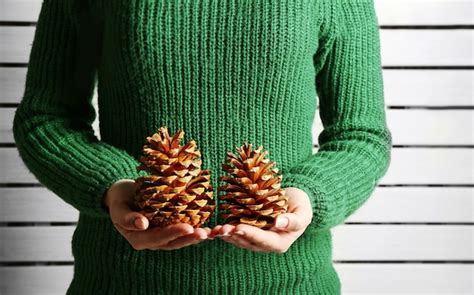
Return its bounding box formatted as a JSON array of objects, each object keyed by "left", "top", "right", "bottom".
[{"left": 13, "top": 0, "right": 392, "bottom": 294}]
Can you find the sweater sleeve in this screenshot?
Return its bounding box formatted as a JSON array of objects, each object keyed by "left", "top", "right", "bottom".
[
  {"left": 12, "top": 0, "right": 145, "bottom": 219},
  {"left": 280, "top": 0, "right": 392, "bottom": 232}
]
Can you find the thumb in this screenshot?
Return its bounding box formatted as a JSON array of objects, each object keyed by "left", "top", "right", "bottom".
[
  {"left": 274, "top": 213, "right": 304, "bottom": 232},
  {"left": 128, "top": 213, "right": 149, "bottom": 231},
  {"left": 112, "top": 201, "right": 149, "bottom": 231}
]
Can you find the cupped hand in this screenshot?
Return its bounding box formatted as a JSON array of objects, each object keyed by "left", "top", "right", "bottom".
[
  {"left": 103, "top": 179, "right": 211, "bottom": 251},
  {"left": 209, "top": 187, "right": 313, "bottom": 253}
]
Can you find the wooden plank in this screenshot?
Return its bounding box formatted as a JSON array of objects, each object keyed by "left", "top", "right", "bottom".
[
  {"left": 1, "top": 0, "right": 473, "bottom": 25},
  {"left": 0, "top": 108, "right": 15, "bottom": 142},
  {"left": 380, "top": 148, "right": 473, "bottom": 185},
  {"left": 1, "top": 187, "right": 472, "bottom": 223},
  {"left": 346, "top": 187, "right": 474, "bottom": 223},
  {"left": 0, "top": 227, "right": 74, "bottom": 261},
  {"left": 380, "top": 30, "right": 474, "bottom": 66},
  {"left": 336, "top": 264, "right": 474, "bottom": 295},
  {"left": 0, "top": 68, "right": 27, "bottom": 104},
  {"left": 374, "top": 0, "right": 474, "bottom": 25},
  {"left": 2, "top": 27, "right": 473, "bottom": 66},
  {"left": 0, "top": 27, "right": 34, "bottom": 64},
  {"left": 383, "top": 70, "right": 474, "bottom": 107},
  {"left": 386, "top": 110, "right": 473, "bottom": 145},
  {"left": 332, "top": 224, "right": 474, "bottom": 261},
  {"left": 3, "top": 69, "right": 473, "bottom": 107},
  {"left": 1, "top": 147, "right": 472, "bottom": 184},
  {"left": 1, "top": 225, "right": 472, "bottom": 261},
  {"left": 0, "top": 266, "right": 73, "bottom": 295},
  {"left": 0, "top": 0, "right": 42, "bottom": 22},
  {"left": 0, "top": 264, "right": 472, "bottom": 295},
  {"left": 0, "top": 187, "right": 79, "bottom": 222}
]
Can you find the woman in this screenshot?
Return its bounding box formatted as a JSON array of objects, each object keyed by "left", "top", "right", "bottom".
[{"left": 13, "top": 0, "right": 392, "bottom": 294}]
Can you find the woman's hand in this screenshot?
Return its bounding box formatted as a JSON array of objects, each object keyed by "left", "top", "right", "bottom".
[
  {"left": 103, "top": 179, "right": 211, "bottom": 251},
  {"left": 209, "top": 187, "right": 313, "bottom": 253}
]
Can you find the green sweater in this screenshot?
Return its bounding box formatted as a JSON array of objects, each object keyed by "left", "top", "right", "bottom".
[{"left": 13, "top": 0, "right": 392, "bottom": 294}]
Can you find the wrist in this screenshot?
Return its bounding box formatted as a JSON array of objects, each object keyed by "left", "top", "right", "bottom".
[{"left": 103, "top": 179, "right": 136, "bottom": 208}]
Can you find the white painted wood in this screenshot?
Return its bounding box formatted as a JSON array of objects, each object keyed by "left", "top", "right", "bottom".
[
  {"left": 4, "top": 69, "right": 472, "bottom": 106},
  {"left": 374, "top": 0, "right": 474, "bottom": 25},
  {"left": 0, "top": 0, "right": 42, "bottom": 22},
  {"left": 1, "top": 225, "right": 472, "bottom": 261},
  {"left": 0, "top": 187, "right": 79, "bottom": 222},
  {"left": 1, "top": 1, "right": 472, "bottom": 295},
  {"left": 386, "top": 110, "right": 473, "bottom": 145},
  {"left": 336, "top": 264, "right": 474, "bottom": 295},
  {"left": 332, "top": 224, "right": 474, "bottom": 261},
  {"left": 0, "top": 108, "right": 15, "bottom": 142},
  {"left": 380, "top": 148, "right": 473, "bottom": 185},
  {"left": 1, "top": 264, "right": 472, "bottom": 295},
  {"left": 380, "top": 30, "right": 474, "bottom": 66},
  {"left": 2, "top": 147, "right": 473, "bottom": 184},
  {"left": 347, "top": 187, "right": 474, "bottom": 223},
  {"left": 2, "top": 27, "right": 473, "bottom": 66},
  {"left": 0, "top": 68, "right": 27, "bottom": 103},
  {"left": 92, "top": 89, "right": 100, "bottom": 139},
  {"left": 0, "top": 227, "right": 74, "bottom": 261},
  {"left": 0, "top": 266, "right": 73, "bottom": 295},
  {"left": 0, "top": 26, "right": 34, "bottom": 63},
  {"left": 383, "top": 70, "right": 474, "bottom": 106},
  {"left": 1, "top": 187, "right": 472, "bottom": 223},
  {"left": 1, "top": 0, "right": 473, "bottom": 25}
]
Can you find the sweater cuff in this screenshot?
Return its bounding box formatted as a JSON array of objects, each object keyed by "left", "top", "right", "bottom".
[
  {"left": 86, "top": 154, "right": 144, "bottom": 219},
  {"left": 280, "top": 172, "right": 329, "bottom": 231}
]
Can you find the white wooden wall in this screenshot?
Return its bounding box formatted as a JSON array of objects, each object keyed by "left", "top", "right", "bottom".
[{"left": 0, "top": 0, "right": 473, "bottom": 294}]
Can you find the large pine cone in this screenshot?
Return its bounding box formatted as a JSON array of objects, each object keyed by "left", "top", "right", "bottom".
[
  {"left": 218, "top": 143, "right": 288, "bottom": 229},
  {"left": 133, "top": 126, "right": 215, "bottom": 228}
]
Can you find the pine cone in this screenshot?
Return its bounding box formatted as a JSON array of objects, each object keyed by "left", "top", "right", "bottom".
[
  {"left": 218, "top": 143, "right": 288, "bottom": 229},
  {"left": 133, "top": 126, "right": 215, "bottom": 228}
]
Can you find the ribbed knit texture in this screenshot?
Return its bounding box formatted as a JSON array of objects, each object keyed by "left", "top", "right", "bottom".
[{"left": 12, "top": 0, "right": 392, "bottom": 294}]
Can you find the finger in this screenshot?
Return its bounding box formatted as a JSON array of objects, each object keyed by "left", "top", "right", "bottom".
[
  {"left": 158, "top": 228, "right": 207, "bottom": 250},
  {"left": 193, "top": 227, "right": 209, "bottom": 240},
  {"left": 111, "top": 201, "right": 149, "bottom": 231},
  {"left": 219, "top": 224, "right": 235, "bottom": 236},
  {"left": 208, "top": 225, "right": 223, "bottom": 239},
  {"left": 273, "top": 213, "right": 305, "bottom": 232},
  {"left": 203, "top": 227, "right": 211, "bottom": 236},
  {"left": 233, "top": 224, "right": 281, "bottom": 249},
  {"left": 126, "top": 223, "right": 195, "bottom": 249},
  {"left": 202, "top": 227, "right": 213, "bottom": 239},
  {"left": 154, "top": 223, "right": 197, "bottom": 245},
  {"left": 221, "top": 235, "right": 267, "bottom": 252}
]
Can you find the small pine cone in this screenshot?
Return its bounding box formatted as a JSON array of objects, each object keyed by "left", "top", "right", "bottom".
[
  {"left": 218, "top": 142, "right": 288, "bottom": 229},
  {"left": 133, "top": 126, "right": 215, "bottom": 228}
]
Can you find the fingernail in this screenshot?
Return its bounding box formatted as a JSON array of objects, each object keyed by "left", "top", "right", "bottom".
[
  {"left": 234, "top": 230, "right": 244, "bottom": 236},
  {"left": 218, "top": 232, "right": 231, "bottom": 237},
  {"left": 275, "top": 217, "right": 289, "bottom": 229},
  {"left": 199, "top": 236, "right": 207, "bottom": 240}
]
